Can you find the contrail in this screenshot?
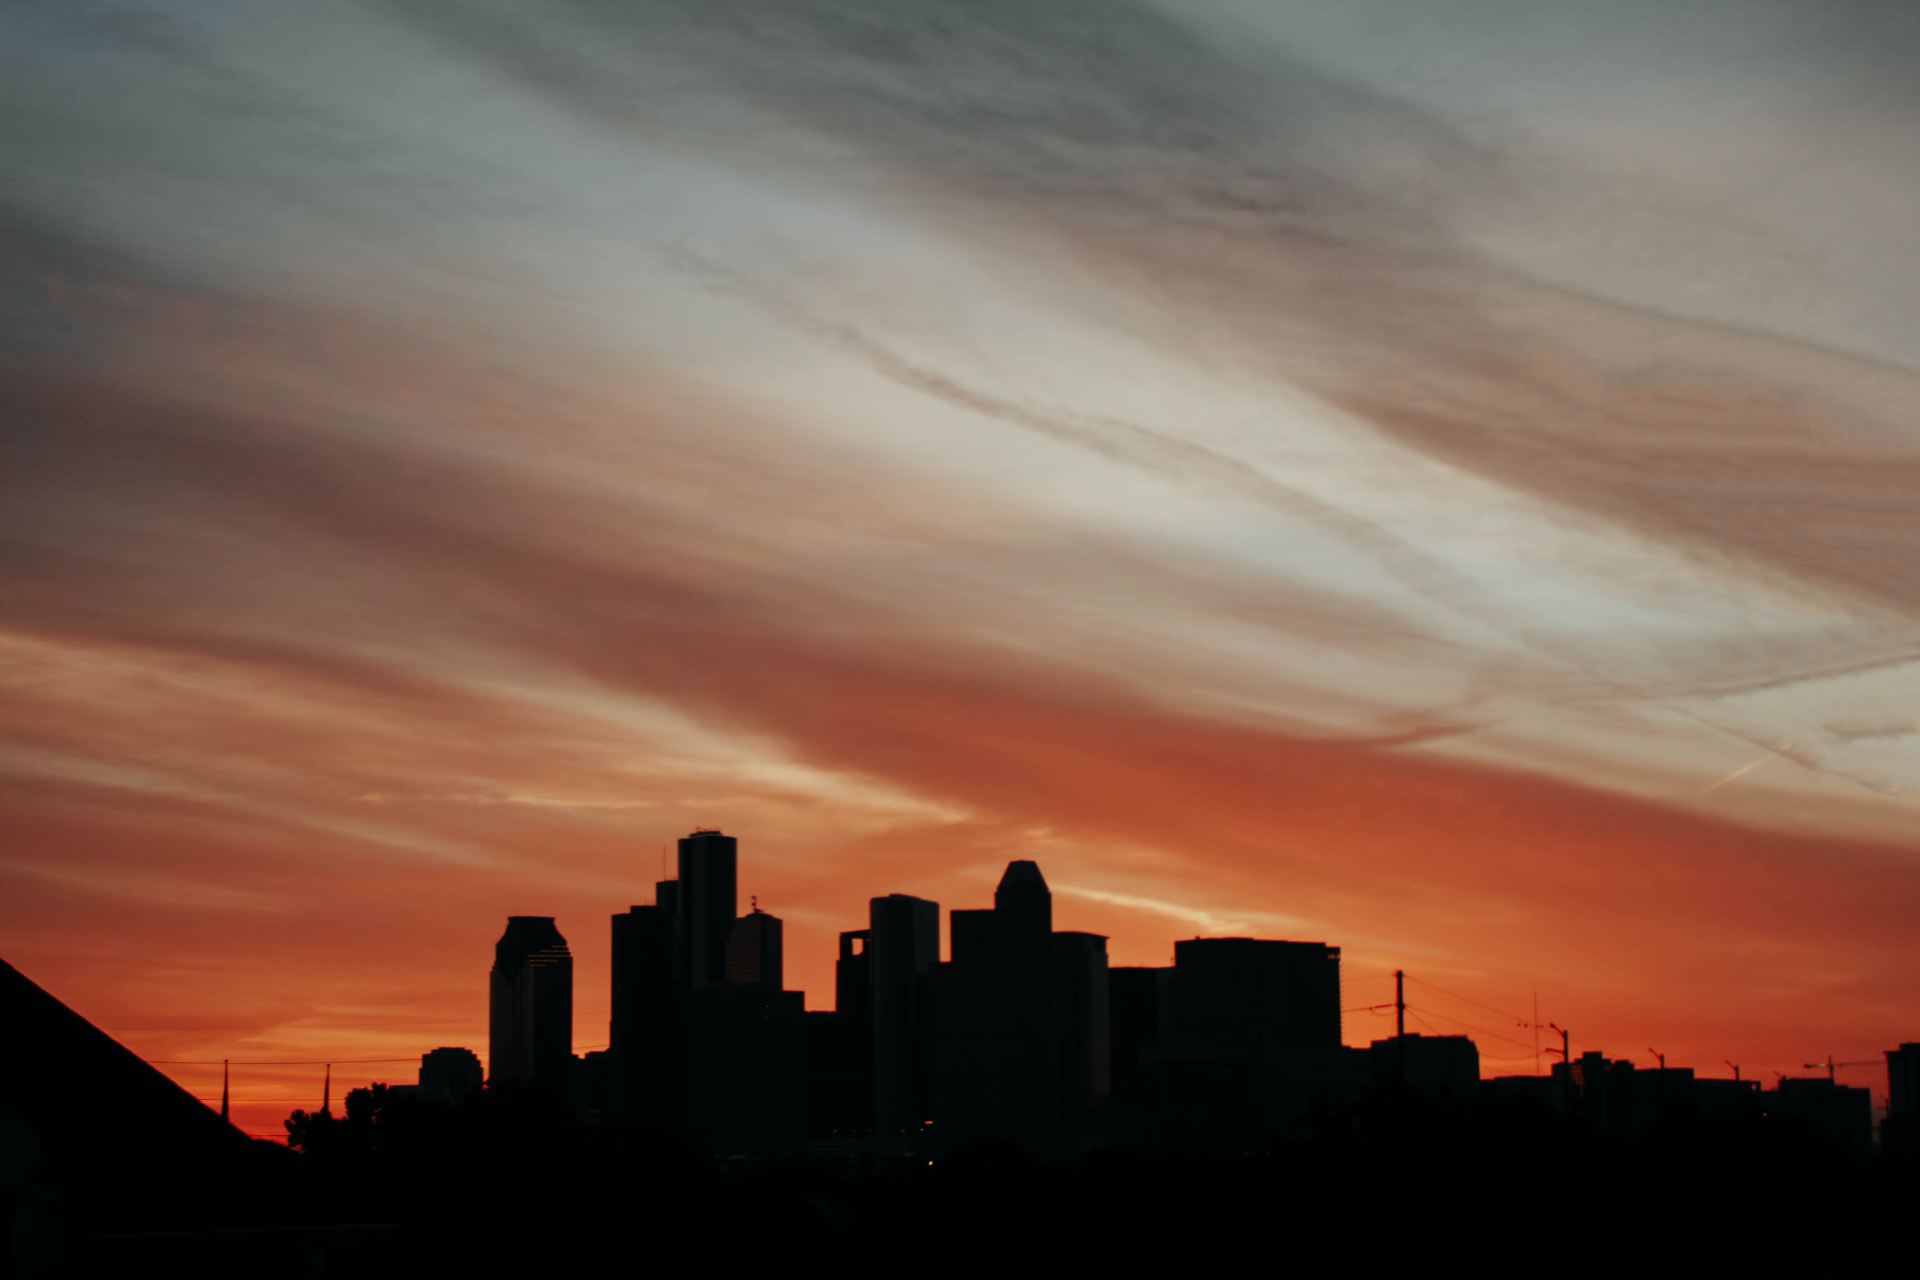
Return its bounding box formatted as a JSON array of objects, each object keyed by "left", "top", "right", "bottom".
[{"left": 1694, "top": 755, "right": 1768, "bottom": 798}]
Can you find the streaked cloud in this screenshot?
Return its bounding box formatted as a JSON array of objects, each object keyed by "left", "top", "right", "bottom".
[{"left": 3, "top": 1, "right": 1918, "bottom": 1135}]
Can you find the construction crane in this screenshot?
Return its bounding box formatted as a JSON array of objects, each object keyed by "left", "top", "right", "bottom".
[{"left": 1802, "top": 1055, "right": 1880, "bottom": 1084}]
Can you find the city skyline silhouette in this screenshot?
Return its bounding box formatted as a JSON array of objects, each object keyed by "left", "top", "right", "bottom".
[
  {"left": 24, "top": 823, "right": 1910, "bottom": 1148},
  {"left": 9, "top": 0, "right": 1920, "bottom": 1269},
  {"left": 11, "top": 4, "right": 1920, "bottom": 1145},
  {"left": 5, "top": 827, "right": 1916, "bottom": 1270},
  {"left": 20, "top": 828, "right": 1907, "bottom": 1150}
]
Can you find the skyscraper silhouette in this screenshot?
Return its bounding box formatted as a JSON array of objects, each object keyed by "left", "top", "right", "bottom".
[
  {"left": 807, "top": 929, "right": 876, "bottom": 1139},
  {"left": 1888, "top": 1043, "right": 1920, "bottom": 1123},
  {"left": 836, "top": 929, "right": 873, "bottom": 1031},
  {"left": 869, "top": 894, "right": 939, "bottom": 1136},
  {"left": 676, "top": 830, "right": 738, "bottom": 989},
  {"left": 1885, "top": 1042, "right": 1920, "bottom": 1154},
  {"left": 1051, "top": 930, "right": 1112, "bottom": 1136},
  {"left": 994, "top": 859, "right": 1052, "bottom": 933},
  {"left": 1108, "top": 965, "right": 1172, "bottom": 1101},
  {"left": 602, "top": 831, "right": 811, "bottom": 1154},
  {"left": 610, "top": 902, "right": 676, "bottom": 1056},
  {"left": 608, "top": 897, "right": 681, "bottom": 1128},
  {"left": 489, "top": 916, "right": 573, "bottom": 1091},
  {"left": 929, "top": 861, "right": 1112, "bottom": 1147},
  {"left": 725, "top": 905, "right": 783, "bottom": 991}
]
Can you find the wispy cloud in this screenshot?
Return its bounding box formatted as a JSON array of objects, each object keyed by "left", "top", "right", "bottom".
[{"left": 2, "top": 0, "right": 1918, "bottom": 1088}]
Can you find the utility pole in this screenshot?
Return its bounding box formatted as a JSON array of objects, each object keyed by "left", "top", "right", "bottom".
[
  {"left": 322, "top": 1063, "right": 332, "bottom": 1116},
  {"left": 220, "top": 1059, "right": 230, "bottom": 1123},
  {"left": 1649, "top": 1047, "right": 1665, "bottom": 1072},
  {"left": 1394, "top": 968, "right": 1408, "bottom": 1090},
  {"left": 1725, "top": 1060, "right": 1741, "bottom": 1084},
  {"left": 1547, "top": 1022, "right": 1572, "bottom": 1110}
]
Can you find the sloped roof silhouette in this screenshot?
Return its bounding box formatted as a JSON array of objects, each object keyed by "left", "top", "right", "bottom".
[
  {"left": 0, "top": 956, "right": 255, "bottom": 1186},
  {"left": 995, "top": 859, "right": 1049, "bottom": 898}
]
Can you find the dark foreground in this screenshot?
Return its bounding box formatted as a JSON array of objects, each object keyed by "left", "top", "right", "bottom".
[{"left": 39, "top": 1099, "right": 1920, "bottom": 1276}]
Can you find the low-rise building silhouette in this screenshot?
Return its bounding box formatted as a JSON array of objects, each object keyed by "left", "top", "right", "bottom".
[
  {"left": 418, "top": 1046, "right": 483, "bottom": 1104},
  {"left": 1172, "top": 937, "right": 1341, "bottom": 1049},
  {"left": 1100, "top": 934, "right": 1355, "bottom": 1150},
  {"left": 1770, "top": 1076, "right": 1874, "bottom": 1156},
  {"left": 1369, "top": 1033, "right": 1478, "bottom": 1101}
]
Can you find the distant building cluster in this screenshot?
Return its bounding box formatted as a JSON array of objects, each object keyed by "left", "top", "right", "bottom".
[
  {"left": 8, "top": 866, "right": 1915, "bottom": 1268},
  {"left": 433, "top": 830, "right": 1909, "bottom": 1160}
]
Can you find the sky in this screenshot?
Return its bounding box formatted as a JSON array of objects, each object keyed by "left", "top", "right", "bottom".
[{"left": 4, "top": 0, "right": 1920, "bottom": 1140}]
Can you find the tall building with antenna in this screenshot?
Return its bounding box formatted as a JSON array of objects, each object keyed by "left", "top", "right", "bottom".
[
  {"left": 676, "top": 829, "right": 738, "bottom": 989},
  {"left": 606, "top": 830, "right": 807, "bottom": 1153}
]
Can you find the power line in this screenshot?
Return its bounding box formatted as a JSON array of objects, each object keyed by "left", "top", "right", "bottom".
[
  {"left": 194, "top": 1097, "right": 353, "bottom": 1104},
  {"left": 1403, "top": 975, "right": 1531, "bottom": 1026},
  {"left": 149, "top": 1042, "right": 609, "bottom": 1067},
  {"left": 1406, "top": 1003, "right": 1538, "bottom": 1054},
  {"left": 1406, "top": 1009, "right": 1443, "bottom": 1036},
  {"left": 149, "top": 1057, "right": 423, "bottom": 1066}
]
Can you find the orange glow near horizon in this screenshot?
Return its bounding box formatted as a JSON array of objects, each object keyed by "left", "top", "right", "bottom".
[{"left": 6, "top": 0, "right": 1920, "bottom": 1146}]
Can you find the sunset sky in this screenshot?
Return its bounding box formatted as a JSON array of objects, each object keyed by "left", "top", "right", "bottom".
[{"left": 5, "top": 1, "right": 1919, "bottom": 1140}]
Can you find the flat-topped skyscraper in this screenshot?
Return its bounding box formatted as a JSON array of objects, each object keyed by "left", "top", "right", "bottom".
[
  {"left": 610, "top": 902, "right": 675, "bottom": 1056},
  {"left": 725, "top": 905, "right": 783, "bottom": 991},
  {"left": 870, "top": 893, "right": 939, "bottom": 1136},
  {"left": 677, "top": 829, "right": 738, "bottom": 989}
]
